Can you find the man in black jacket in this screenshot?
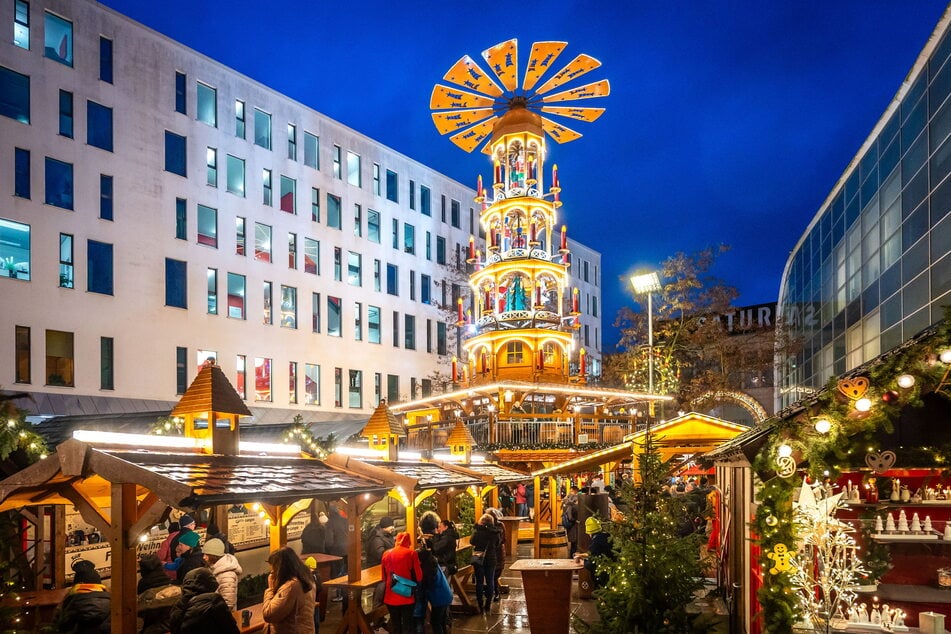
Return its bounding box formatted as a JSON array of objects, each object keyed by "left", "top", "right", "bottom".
[
  {"left": 365, "top": 516, "right": 396, "bottom": 567},
  {"left": 52, "top": 559, "right": 111, "bottom": 633},
  {"left": 168, "top": 567, "right": 238, "bottom": 633}
]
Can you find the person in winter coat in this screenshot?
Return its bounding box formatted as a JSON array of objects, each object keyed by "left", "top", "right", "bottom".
[
  {"left": 469, "top": 513, "right": 500, "bottom": 613},
  {"left": 137, "top": 554, "right": 180, "bottom": 634},
  {"left": 52, "top": 559, "right": 110, "bottom": 633},
  {"left": 300, "top": 514, "right": 327, "bottom": 554},
  {"left": 414, "top": 536, "right": 449, "bottom": 634},
  {"left": 417, "top": 510, "right": 440, "bottom": 538},
  {"left": 514, "top": 482, "right": 528, "bottom": 517},
  {"left": 380, "top": 531, "right": 423, "bottom": 634},
  {"left": 262, "top": 546, "right": 317, "bottom": 634},
  {"left": 431, "top": 520, "right": 458, "bottom": 575},
  {"left": 562, "top": 486, "right": 580, "bottom": 557},
  {"left": 486, "top": 508, "right": 506, "bottom": 601},
  {"left": 203, "top": 538, "right": 242, "bottom": 610},
  {"left": 204, "top": 523, "right": 235, "bottom": 554},
  {"left": 165, "top": 530, "right": 206, "bottom": 584},
  {"left": 168, "top": 567, "right": 239, "bottom": 634},
  {"left": 326, "top": 503, "right": 350, "bottom": 598},
  {"left": 581, "top": 517, "right": 613, "bottom": 588},
  {"left": 365, "top": 516, "right": 396, "bottom": 567},
  {"left": 169, "top": 514, "right": 197, "bottom": 558},
  {"left": 158, "top": 521, "right": 181, "bottom": 581}
]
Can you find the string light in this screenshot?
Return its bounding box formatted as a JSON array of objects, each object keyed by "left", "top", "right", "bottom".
[
  {"left": 896, "top": 374, "right": 915, "bottom": 388},
  {"left": 814, "top": 419, "right": 831, "bottom": 434},
  {"left": 854, "top": 397, "right": 872, "bottom": 412},
  {"left": 777, "top": 444, "right": 793, "bottom": 458}
]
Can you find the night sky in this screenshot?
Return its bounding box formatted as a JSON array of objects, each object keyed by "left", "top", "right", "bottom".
[{"left": 101, "top": 0, "right": 948, "bottom": 349}]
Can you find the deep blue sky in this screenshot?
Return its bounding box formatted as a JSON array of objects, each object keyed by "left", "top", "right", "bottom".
[{"left": 102, "top": 0, "right": 948, "bottom": 349}]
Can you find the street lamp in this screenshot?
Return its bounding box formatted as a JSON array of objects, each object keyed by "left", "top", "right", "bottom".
[{"left": 629, "top": 272, "right": 662, "bottom": 396}]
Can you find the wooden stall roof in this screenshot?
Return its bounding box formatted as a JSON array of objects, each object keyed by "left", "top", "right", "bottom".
[
  {"left": 171, "top": 362, "right": 252, "bottom": 417},
  {"left": 532, "top": 442, "right": 635, "bottom": 477},
  {"left": 0, "top": 439, "right": 388, "bottom": 512},
  {"left": 361, "top": 460, "right": 483, "bottom": 491},
  {"left": 459, "top": 462, "right": 528, "bottom": 484}
]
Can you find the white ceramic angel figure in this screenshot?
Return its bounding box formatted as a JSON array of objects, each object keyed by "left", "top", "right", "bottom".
[
  {"left": 880, "top": 604, "right": 892, "bottom": 628},
  {"left": 857, "top": 603, "right": 869, "bottom": 623},
  {"left": 870, "top": 605, "right": 882, "bottom": 624},
  {"left": 892, "top": 610, "right": 905, "bottom": 627}
]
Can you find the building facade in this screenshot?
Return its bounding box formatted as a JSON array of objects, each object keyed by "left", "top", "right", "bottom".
[
  {"left": 778, "top": 6, "right": 951, "bottom": 409},
  {"left": 0, "top": 0, "right": 601, "bottom": 424}
]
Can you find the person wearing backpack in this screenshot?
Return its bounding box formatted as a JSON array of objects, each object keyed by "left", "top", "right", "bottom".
[{"left": 561, "top": 486, "right": 580, "bottom": 557}]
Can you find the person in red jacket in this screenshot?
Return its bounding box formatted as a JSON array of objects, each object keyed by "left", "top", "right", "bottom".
[{"left": 380, "top": 531, "right": 422, "bottom": 634}]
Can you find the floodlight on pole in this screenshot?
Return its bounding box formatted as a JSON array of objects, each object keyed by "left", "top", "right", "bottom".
[{"left": 629, "top": 272, "right": 662, "bottom": 405}]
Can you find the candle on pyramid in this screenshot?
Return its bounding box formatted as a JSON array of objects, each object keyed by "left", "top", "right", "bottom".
[
  {"left": 875, "top": 516, "right": 884, "bottom": 533},
  {"left": 924, "top": 516, "right": 933, "bottom": 533},
  {"left": 944, "top": 521, "right": 951, "bottom": 541},
  {"left": 911, "top": 512, "right": 921, "bottom": 533},
  {"left": 898, "top": 509, "right": 909, "bottom": 533},
  {"left": 885, "top": 512, "right": 896, "bottom": 533}
]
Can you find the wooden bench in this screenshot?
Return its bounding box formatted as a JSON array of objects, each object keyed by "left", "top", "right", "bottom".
[{"left": 324, "top": 566, "right": 388, "bottom": 634}]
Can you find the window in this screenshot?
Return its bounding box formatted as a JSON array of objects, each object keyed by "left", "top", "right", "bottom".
[
  {"left": 368, "top": 209, "right": 381, "bottom": 243},
  {"left": 0, "top": 65, "right": 30, "bottom": 123},
  {"left": 333, "top": 247, "right": 342, "bottom": 281},
  {"left": 254, "top": 108, "right": 271, "bottom": 149},
  {"left": 254, "top": 223, "right": 271, "bottom": 262},
  {"left": 327, "top": 194, "right": 342, "bottom": 229},
  {"left": 197, "top": 83, "right": 216, "bottom": 127},
  {"left": 441, "top": 195, "right": 446, "bottom": 222},
  {"left": 45, "top": 157, "right": 73, "bottom": 209},
  {"left": 164, "top": 131, "right": 186, "bottom": 176},
  {"left": 386, "top": 264, "right": 398, "bottom": 296},
  {"left": 87, "top": 240, "right": 113, "bottom": 295},
  {"left": 311, "top": 187, "right": 320, "bottom": 222},
  {"left": 392, "top": 311, "right": 399, "bottom": 347},
  {"left": 175, "top": 347, "right": 187, "bottom": 394},
  {"left": 59, "top": 233, "right": 73, "bottom": 288},
  {"left": 97, "top": 36, "right": 113, "bottom": 83},
  {"left": 0, "top": 218, "right": 29, "bottom": 280},
  {"left": 44, "top": 12, "right": 71, "bottom": 66},
  {"left": 347, "top": 151, "right": 361, "bottom": 187},
  {"left": 392, "top": 219, "right": 399, "bottom": 249},
  {"left": 425, "top": 231, "right": 431, "bottom": 260},
  {"left": 254, "top": 357, "right": 271, "bottom": 401},
  {"left": 421, "top": 274, "right": 431, "bottom": 304},
  {"left": 311, "top": 292, "right": 321, "bottom": 333},
  {"left": 304, "top": 363, "right": 319, "bottom": 405},
  {"left": 409, "top": 180, "right": 416, "bottom": 210},
  {"left": 287, "top": 123, "right": 297, "bottom": 160},
  {"left": 451, "top": 199, "right": 460, "bottom": 228},
  {"left": 14, "top": 148, "right": 30, "bottom": 198},
  {"left": 175, "top": 198, "right": 186, "bottom": 240},
  {"left": 404, "top": 315, "right": 416, "bottom": 350},
  {"left": 386, "top": 169, "right": 398, "bottom": 202},
  {"left": 262, "top": 169, "right": 272, "bottom": 206},
  {"left": 197, "top": 205, "right": 217, "bottom": 247},
  {"left": 87, "top": 101, "right": 113, "bottom": 151},
  {"left": 332, "top": 145, "right": 341, "bottom": 179},
  {"left": 263, "top": 281, "right": 272, "bottom": 325},
  {"left": 426, "top": 319, "right": 432, "bottom": 353},
  {"left": 164, "top": 258, "right": 187, "bottom": 308},
  {"left": 58, "top": 90, "right": 73, "bottom": 137},
  {"left": 409, "top": 270, "right": 416, "bottom": 300},
  {"left": 387, "top": 374, "right": 399, "bottom": 403},
  {"left": 304, "top": 132, "right": 318, "bottom": 169},
  {"left": 99, "top": 174, "right": 113, "bottom": 220},
  {"left": 14, "top": 1, "right": 28, "bottom": 49},
  {"left": 349, "top": 370, "right": 362, "bottom": 408},
  {"left": 15, "top": 325, "right": 29, "bottom": 383},
  {"left": 227, "top": 273, "right": 245, "bottom": 319},
  {"left": 506, "top": 341, "right": 524, "bottom": 364},
  {"left": 96, "top": 336, "right": 113, "bottom": 390},
  {"left": 236, "top": 355, "right": 247, "bottom": 399},
  {"left": 227, "top": 155, "right": 245, "bottom": 196},
  {"left": 354, "top": 301, "right": 363, "bottom": 341},
  {"left": 328, "top": 296, "right": 341, "bottom": 337},
  {"left": 334, "top": 368, "right": 342, "bottom": 407},
  {"left": 174, "top": 72, "right": 186, "bottom": 114},
  {"left": 353, "top": 204, "right": 362, "bottom": 237},
  {"left": 207, "top": 268, "right": 217, "bottom": 314},
  {"left": 206, "top": 147, "right": 217, "bottom": 186},
  {"left": 373, "top": 259, "right": 381, "bottom": 292},
  {"left": 368, "top": 306, "right": 381, "bottom": 344},
  {"left": 420, "top": 185, "right": 431, "bottom": 216},
  {"left": 280, "top": 175, "right": 296, "bottom": 213},
  {"left": 45, "top": 329, "right": 73, "bottom": 386},
  {"left": 288, "top": 232, "right": 297, "bottom": 269},
  {"left": 304, "top": 238, "right": 319, "bottom": 275},
  {"left": 436, "top": 236, "right": 446, "bottom": 264},
  {"left": 235, "top": 100, "right": 245, "bottom": 138},
  {"left": 348, "top": 251, "right": 361, "bottom": 286},
  {"left": 281, "top": 285, "right": 297, "bottom": 328},
  {"left": 288, "top": 361, "right": 298, "bottom": 404},
  {"left": 235, "top": 217, "right": 246, "bottom": 255},
  {"left": 437, "top": 322, "right": 447, "bottom": 355},
  {"left": 404, "top": 224, "right": 415, "bottom": 254},
  {"left": 373, "top": 163, "right": 381, "bottom": 195}
]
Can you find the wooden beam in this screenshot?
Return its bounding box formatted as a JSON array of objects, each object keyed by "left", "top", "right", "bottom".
[
  {"left": 53, "top": 505, "right": 66, "bottom": 588},
  {"left": 280, "top": 499, "right": 312, "bottom": 527},
  {"left": 110, "top": 483, "right": 138, "bottom": 633},
  {"left": 344, "top": 498, "right": 363, "bottom": 582},
  {"left": 57, "top": 484, "right": 110, "bottom": 533},
  {"left": 127, "top": 494, "right": 166, "bottom": 549}
]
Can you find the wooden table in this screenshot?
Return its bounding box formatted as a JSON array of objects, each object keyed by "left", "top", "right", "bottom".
[
  {"left": 0, "top": 587, "right": 69, "bottom": 628},
  {"left": 300, "top": 551, "right": 343, "bottom": 620},
  {"left": 497, "top": 516, "right": 527, "bottom": 558},
  {"left": 323, "top": 566, "right": 387, "bottom": 634},
  {"left": 510, "top": 559, "right": 583, "bottom": 634},
  {"left": 232, "top": 602, "right": 265, "bottom": 633}
]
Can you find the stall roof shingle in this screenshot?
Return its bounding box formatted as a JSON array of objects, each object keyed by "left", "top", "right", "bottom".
[
  {"left": 462, "top": 463, "right": 528, "bottom": 484},
  {"left": 364, "top": 460, "right": 481, "bottom": 490}
]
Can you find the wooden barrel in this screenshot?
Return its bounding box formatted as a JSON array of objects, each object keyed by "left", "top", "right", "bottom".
[{"left": 538, "top": 528, "right": 569, "bottom": 559}]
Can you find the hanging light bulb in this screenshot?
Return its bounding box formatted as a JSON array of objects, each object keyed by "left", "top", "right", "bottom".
[
  {"left": 855, "top": 397, "right": 872, "bottom": 412},
  {"left": 940, "top": 349, "right": 951, "bottom": 364},
  {"left": 896, "top": 374, "right": 915, "bottom": 389},
  {"left": 814, "top": 419, "right": 832, "bottom": 434},
  {"left": 777, "top": 444, "right": 793, "bottom": 458}
]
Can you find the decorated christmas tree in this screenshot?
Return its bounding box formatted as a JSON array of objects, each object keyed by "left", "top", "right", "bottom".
[{"left": 576, "top": 433, "right": 715, "bottom": 633}]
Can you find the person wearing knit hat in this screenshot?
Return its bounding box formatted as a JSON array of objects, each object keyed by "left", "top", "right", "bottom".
[
  {"left": 165, "top": 527, "right": 205, "bottom": 584},
  {"left": 179, "top": 513, "right": 195, "bottom": 529},
  {"left": 168, "top": 513, "right": 197, "bottom": 566},
  {"left": 366, "top": 516, "right": 396, "bottom": 567},
  {"left": 137, "top": 554, "right": 179, "bottom": 634},
  {"left": 168, "top": 568, "right": 239, "bottom": 633},
  {"left": 301, "top": 512, "right": 328, "bottom": 555},
  {"left": 203, "top": 538, "right": 243, "bottom": 610},
  {"left": 581, "top": 515, "right": 612, "bottom": 589},
  {"left": 52, "top": 560, "right": 110, "bottom": 632},
  {"left": 585, "top": 516, "right": 602, "bottom": 535}
]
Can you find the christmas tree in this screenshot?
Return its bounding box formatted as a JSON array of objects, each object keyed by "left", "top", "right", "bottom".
[{"left": 576, "top": 433, "right": 716, "bottom": 633}]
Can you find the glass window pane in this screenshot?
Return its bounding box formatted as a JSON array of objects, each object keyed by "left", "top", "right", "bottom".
[
  {"left": 44, "top": 12, "right": 72, "bottom": 66},
  {"left": 227, "top": 155, "right": 245, "bottom": 196},
  {"left": 254, "top": 108, "right": 271, "bottom": 149}
]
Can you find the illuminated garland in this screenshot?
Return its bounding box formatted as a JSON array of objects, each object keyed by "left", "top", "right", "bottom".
[
  {"left": 150, "top": 415, "right": 184, "bottom": 435},
  {"left": 753, "top": 312, "right": 951, "bottom": 633},
  {"left": 480, "top": 441, "right": 611, "bottom": 452},
  {"left": 0, "top": 400, "right": 48, "bottom": 465},
  {"left": 282, "top": 414, "right": 337, "bottom": 459}
]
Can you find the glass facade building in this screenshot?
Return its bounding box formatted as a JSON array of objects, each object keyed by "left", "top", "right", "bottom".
[{"left": 778, "top": 10, "right": 951, "bottom": 409}]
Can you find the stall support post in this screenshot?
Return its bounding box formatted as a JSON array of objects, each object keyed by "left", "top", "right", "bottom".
[{"left": 110, "top": 483, "right": 137, "bottom": 633}]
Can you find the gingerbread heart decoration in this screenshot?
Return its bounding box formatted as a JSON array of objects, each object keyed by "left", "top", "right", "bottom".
[
  {"left": 865, "top": 450, "right": 896, "bottom": 474},
  {"left": 838, "top": 377, "right": 869, "bottom": 399}
]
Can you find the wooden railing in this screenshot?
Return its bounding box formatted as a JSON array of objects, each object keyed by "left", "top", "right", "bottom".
[{"left": 403, "top": 415, "right": 634, "bottom": 451}]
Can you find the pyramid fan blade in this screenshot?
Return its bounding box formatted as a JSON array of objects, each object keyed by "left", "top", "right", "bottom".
[
  {"left": 540, "top": 106, "right": 605, "bottom": 123},
  {"left": 540, "top": 79, "right": 611, "bottom": 103},
  {"left": 430, "top": 84, "right": 497, "bottom": 110},
  {"left": 449, "top": 116, "right": 499, "bottom": 153},
  {"left": 442, "top": 55, "right": 504, "bottom": 97},
  {"left": 431, "top": 108, "right": 495, "bottom": 135},
  {"left": 540, "top": 116, "right": 583, "bottom": 144},
  {"left": 522, "top": 41, "right": 567, "bottom": 91},
  {"left": 534, "top": 54, "right": 603, "bottom": 95},
  {"left": 482, "top": 39, "right": 519, "bottom": 92}
]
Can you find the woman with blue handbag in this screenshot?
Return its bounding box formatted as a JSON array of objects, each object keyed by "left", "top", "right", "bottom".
[
  {"left": 413, "top": 536, "right": 453, "bottom": 634},
  {"left": 381, "top": 532, "right": 423, "bottom": 634}
]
